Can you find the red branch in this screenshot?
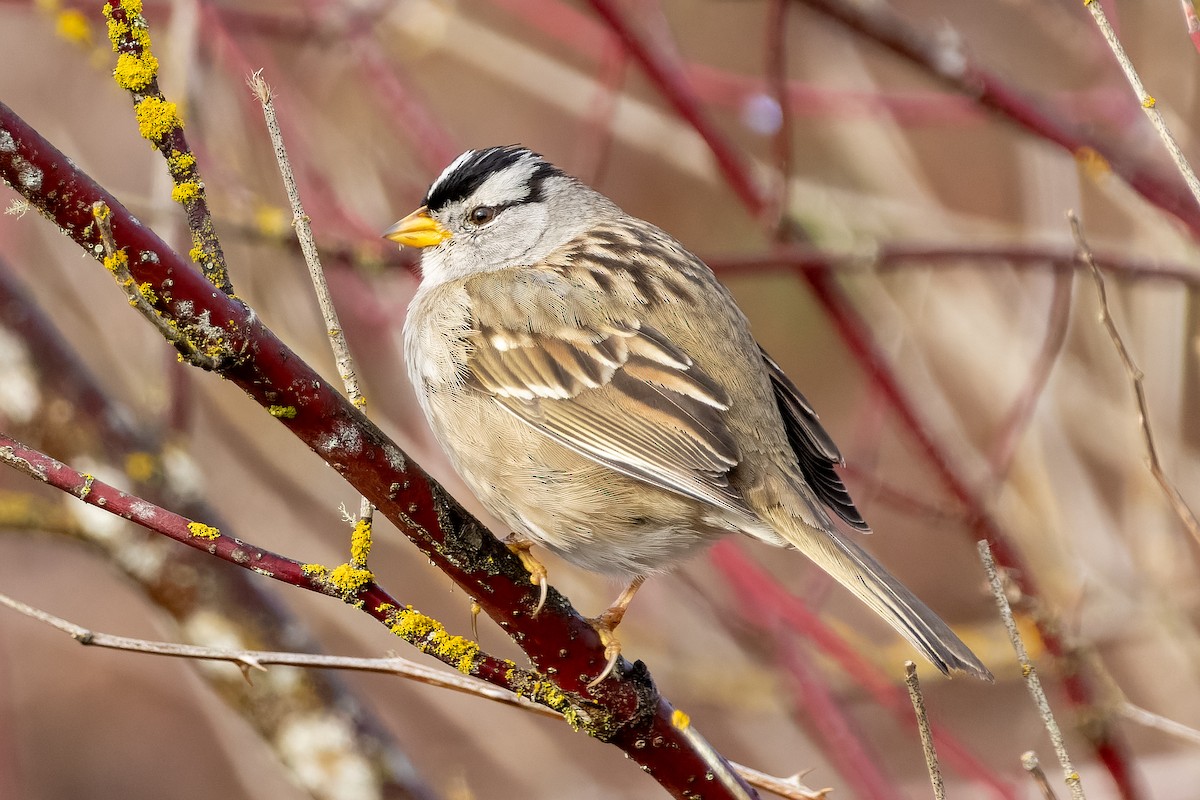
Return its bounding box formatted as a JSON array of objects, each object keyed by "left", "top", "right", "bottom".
[{"left": 0, "top": 100, "right": 756, "bottom": 799}]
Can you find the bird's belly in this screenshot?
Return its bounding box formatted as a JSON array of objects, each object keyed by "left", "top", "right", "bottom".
[{"left": 422, "top": 389, "right": 733, "bottom": 577}]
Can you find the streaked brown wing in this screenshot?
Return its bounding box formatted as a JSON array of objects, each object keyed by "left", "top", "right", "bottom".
[
  {"left": 760, "top": 347, "right": 869, "bottom": 532},
  {"left": 466, "top": 311, "right": 751, "bottom": 516}
]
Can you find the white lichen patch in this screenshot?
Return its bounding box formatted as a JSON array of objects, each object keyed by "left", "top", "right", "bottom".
[
  {"left": 127, "top": 497, "right": 158, "bottom": 523},
  {"left": 0, "top": 129, "right": 14, "bottom": 153},
  {"left": 316, "top": 421, "right": 363, "bottom": 456},
  {"left": 0, "top": 326, "right": 40, "bottom": 424},
  {"left": 275, "top": 713, "right": 380, "bottom": 800},
  {"left": 16, "top": 159, "right": 42, "bottom": 192},
  {"left": 382, "top": 443, "right": 405, "bottom": 472}
]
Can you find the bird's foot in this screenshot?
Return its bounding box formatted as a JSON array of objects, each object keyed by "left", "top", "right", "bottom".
[
  {"left": 504, "top": 534, "right": 548, "bottom": 616},
  {"left": 586, "top": 576, "right": 646, "bottom": 689}
]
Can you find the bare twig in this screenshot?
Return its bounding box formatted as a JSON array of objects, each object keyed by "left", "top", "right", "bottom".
[
  {"left": 1070, "top": 211, "right": 1200, "bottom": 550},
  {"left": 0, "top": 589, "right": 820, "bottom": 800},
  {"left": 1118, "top": 702, "right": 1200, "bottom": 748},
  {"left": 979, "top": 541, "right": 1086, "bottom": 800},
  {"left": 904, "top": 661, "right": 945, "bottom": 800},
  {"left": 1084, "top": 0, "right": 1200, "bottom": 210},
  {"left": 0, "top": 590, "right": 554, "bottom": 714},
  {"left": 249, "top": 70, "right": 374, "bottom": 533},
  {"left": 1022, "top": 751, "right": 1060, "bottom": 800}
]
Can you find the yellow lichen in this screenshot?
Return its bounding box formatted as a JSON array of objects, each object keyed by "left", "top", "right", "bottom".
[
  {"left": 55, "top": 9, "right": 92, "bottom": 46},
  {"left": 134, "top": 96, "right": 181, "bottom": 144},
  {"left": 103, "top": 249, "right": 129, "bottom": 273},
  {"left": 170, "top": 181, "right": 200, "bottom": 203},
  {"left": 388, "top": 606, "right": 480, "bottom": 675},
  {"left": 124, "top": 451, "right": 156, "bottom": 482},
  {"left": 1142, "top": 96, "right": 1156, "bottom": 109},
  {"left": 187, "top": 520, "right": 220, "bottom": 540},
  {"left": 301, "top": 563, "right": 328, "bottom": 577},
  {"left": 114, "top": 51, "right": 158, "bottom": 91},
  {"left": 328, "top": 562, "right": 373, "bottom": 595},
  {"left": 671, "top": 709, "right": 691, "bottom": 730},
  {"left": 168, "top": 150, "right": 197, "bottom": 172},
  {"left": 267, "top": 405, "right": 298, "bottom": 419},
  {"left": 188, "top": 244, "right": 205, "bottom": 264},
  {"left": 350, "top": 517, "right": 372, "bottom": 566},
  {"left": 102, "top": 0, "right": 149, "bottom": 52},
  {"left": 137, "top": 282, "right": 158, "bottom": 305}
]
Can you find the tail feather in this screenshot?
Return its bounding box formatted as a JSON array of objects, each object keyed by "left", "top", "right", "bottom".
[{"left": 779, "top": 518, "right": 993, "bottom": 681}]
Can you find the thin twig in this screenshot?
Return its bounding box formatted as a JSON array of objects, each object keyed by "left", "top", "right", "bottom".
[
  {"left": 1118, "top": 702, "right": 1200, "bottom": 748},
  {"left": 0, "top": 590, "right": 818, "bottom": 800},
  {"left": 1084, "top": 0, "right": 1200, "bottom": 211},
  {"left": 249, "top": 70, "right": 374, "bottom": 533},
  {"left": 1022, "top": 751, "right": 1060, "bottom": 800},
  {"left": 0, "top": 590, "right": 553, "bottom": 713},
  {"left": 979, "top": 541, "right": 1086, "bottom": 800},
  {"left": 904, "top": 661, "right": 945, "bottom": 800},
  {"left": 1069, "top": 211, "right": 1200, "bottom": 550}
]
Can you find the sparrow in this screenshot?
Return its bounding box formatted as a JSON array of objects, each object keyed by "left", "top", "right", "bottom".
[{"left": 386, "top": 145, "right": 991, "bottom": 686}]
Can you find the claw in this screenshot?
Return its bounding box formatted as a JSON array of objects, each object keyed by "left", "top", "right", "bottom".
[
  {"left": 505, "top": 534, "right": 549, "bottom": 616},
  {"left": 588, "top": 637, "right": 623, "bottom": 689}
]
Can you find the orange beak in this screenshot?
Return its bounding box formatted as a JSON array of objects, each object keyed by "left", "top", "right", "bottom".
[{"left": 382, "top": 206, "right": 452, "bottom": 248}]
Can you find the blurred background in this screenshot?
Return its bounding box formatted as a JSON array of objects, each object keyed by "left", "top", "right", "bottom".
[{"left": 2, "top": 0, "right": 1200, "bottom": 797}]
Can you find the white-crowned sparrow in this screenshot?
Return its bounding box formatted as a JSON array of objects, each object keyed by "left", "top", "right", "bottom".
[{"left": 386, "top": 145, "right": 991, "bottom": 685}]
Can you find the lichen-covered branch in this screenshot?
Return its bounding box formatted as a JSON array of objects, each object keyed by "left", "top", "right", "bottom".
[{"left": 0, "top": 99, "right": 759, "bottom": 799}]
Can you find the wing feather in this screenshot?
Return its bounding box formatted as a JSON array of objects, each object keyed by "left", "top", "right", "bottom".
[
  {"left": 463, "top": 274, "right": 749, "bottom": 514},
  {"left": 760, "top": 347, "right": 869, "bottom": 531}
]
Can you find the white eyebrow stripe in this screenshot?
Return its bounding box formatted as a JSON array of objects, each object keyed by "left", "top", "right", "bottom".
[{"left": 427, "top": 149, "right": 478, "bottom": 201}]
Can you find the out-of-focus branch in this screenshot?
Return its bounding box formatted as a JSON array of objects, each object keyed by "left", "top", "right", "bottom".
[
  {"left": 583, "top": 4, "right": 1130, "bottom": 795},
  {"left": 1070, "top": 211, "right": 1200, "bottom": 551},
  {"left": 788, "top": 0, "right": 1200, "bottom": 243},
  {"left": 707, "top": 241, "right": 1200, "bottom": 288}
]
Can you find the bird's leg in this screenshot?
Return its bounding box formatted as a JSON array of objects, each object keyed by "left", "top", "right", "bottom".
[
  {"left": 587, "top": 575, "right": 647, "bottom": 689},
  {"left": 504, "top": 533, "right": 548, "bottom": 616}
]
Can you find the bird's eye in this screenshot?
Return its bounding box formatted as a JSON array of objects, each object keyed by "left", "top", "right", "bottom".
[{"left": 469, "top": 206, "right": 497, "bottom": 225}]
